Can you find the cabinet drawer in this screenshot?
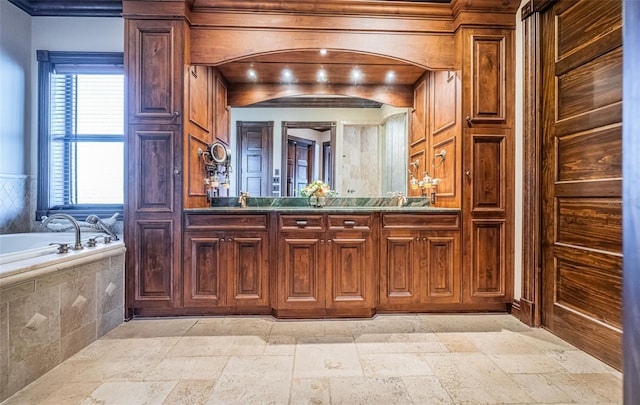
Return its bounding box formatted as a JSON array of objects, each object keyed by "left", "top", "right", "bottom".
[
  {"left": 382, "top": 213, "right": 460, "bottom": 230},
  {"left": 279, "top": 214, "right": 324, "bottom": 231},
  {"left": 327, "top": 214, "right": 372, "bottom": 231},
  {"left": 185, "top": 214, "right": 269, "bottom": 230}
]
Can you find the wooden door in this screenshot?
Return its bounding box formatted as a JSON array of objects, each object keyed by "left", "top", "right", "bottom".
[
  {"left": 277, "top": 232, "right": 326, "bottom": 311},
  {"left": 227, "top": 232, "right": 269, "bottom": 307},
  {"left": 541, "top": 0, "right": 623, "bottom": 368},
  {"left": 285, "top": 139, "right": 313, "bottom": 196},
  {"left": 237, "top": 121, "right": 272, "bottom": 196},
  {"left": 183, "top": 233, "right": 225, "bottom": 307}
]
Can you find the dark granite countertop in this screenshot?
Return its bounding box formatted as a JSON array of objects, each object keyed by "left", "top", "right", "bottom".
[{"left": 184, "top": 197, "right": 460, "bottom": 214}]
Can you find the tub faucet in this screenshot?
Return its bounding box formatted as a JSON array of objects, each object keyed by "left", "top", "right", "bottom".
[
  {"left": 86, "top": 215, "right": 119, "bottom": 241},
  {"left": 42, "top": 213, "right": 83, "bottom": 250},
  {"left": 238, "top": 191, "right": 249, "bottom": 208}
]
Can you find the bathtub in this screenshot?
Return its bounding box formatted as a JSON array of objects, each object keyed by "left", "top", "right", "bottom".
[{"left": 0, "top": 232, "right": 126, "bottom": 401}]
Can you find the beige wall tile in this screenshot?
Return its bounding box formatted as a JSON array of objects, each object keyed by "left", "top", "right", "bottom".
[
  {"left": 96, "top": 257, "right": 124, "bottom": 316},
  {"left": 61, "top": 321, "right": 97, "bottom": 361},
  {"left": 60, "top": 273, "right": 96, "bottom": 337},
  {"left": 97, "top": 306, "right": 123, "bottom": 338},
  {"left": 34, "top": 268, "right": 77, "bottom": 291},
  {"left": 8, "top": 285, "right": 60, "bottom": 363},
  {"left": 0, "top": 281, "right": 35, "bottom": 305},
  {"left": 0, "top": 303, "right": 8, "bottom": 402},
  {"left": 6, "top": 341, "right": 61, "bottom": 400}
]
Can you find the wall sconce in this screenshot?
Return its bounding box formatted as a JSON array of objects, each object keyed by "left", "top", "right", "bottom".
[{"left": 432, "top": 149, "right": 446, "bottom": 168}]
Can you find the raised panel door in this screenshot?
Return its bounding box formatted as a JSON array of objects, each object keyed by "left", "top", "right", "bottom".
[
  {"left": 379, "top": 232, "right": 420, "bottom": 306},
  {"left": 465, "top": 30, "right": 510, "bottom": 125},
  {"left": 277, "top": 233, "right": 326, "bottom": 310},
  {"left": 227, "top": 232, "right": 270, "bottom": 307},
  {"left": 325, "top": 234, "right": 373, "bottom": 310},
  {"left": 464, "top": 219, "right": 508, "bottom": 303},
  {"left": 131, "top": 128, "right": 178, "bottom": 212},
  {"left": 127, "top": 19, "right": 183, "bottom": 124},
  {"left": 133, "top": 220, "right": 177, "bottom": 306},
  {"left": 422, "top": 232, "right": 461, "bottom": 304},
  {"left": 183, "top": 234, "right": 225, "bottom": 306}
]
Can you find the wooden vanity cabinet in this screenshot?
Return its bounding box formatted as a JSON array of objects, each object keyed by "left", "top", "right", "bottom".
[
  {"left": 379, "top": 213, "right": 461, "bottom": 310},
  {"left": 183, "top": 214, "right": 270, "bottom": 311},
  {"left": 276, "top": 213, "right": 375, "bottom": 317}
]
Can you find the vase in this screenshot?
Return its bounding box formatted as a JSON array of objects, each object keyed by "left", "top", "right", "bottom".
[{"left": 308, "top": 196, "right": 326, "bottom": 207}]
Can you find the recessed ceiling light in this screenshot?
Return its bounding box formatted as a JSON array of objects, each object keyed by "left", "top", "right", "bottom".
[
  {"left": 247, "top": 68, "right": 257, "bottom": 81},
  {"left": 385, "top": 71, "right": 396, "bottom": 83},
  {"left": 317, "top": 68, "right": 328, "bottom": 83},
  {"left": 351, "top": 68, "right": 363, "bottom": 84},
  {"left": 281, "top": 68, "right": 294, "bottom": 83},
  {"left": 319, "top": 49, "right": 328, "bottom": 56}
]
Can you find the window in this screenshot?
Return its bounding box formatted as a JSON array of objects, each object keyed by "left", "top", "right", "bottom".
[{"left": 37, "top": 51, "right": 124, "bottom": 220}]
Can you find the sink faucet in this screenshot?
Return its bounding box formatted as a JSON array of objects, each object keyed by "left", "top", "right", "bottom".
[
  {"left": 42, "top": 213, "right": 83, "bottom": 250},
  {"left": 238, "top": 191, "right": 250, "bottom": 208},
  {"left": 390, "top": 191, "right": 407, "bottom": 207}
]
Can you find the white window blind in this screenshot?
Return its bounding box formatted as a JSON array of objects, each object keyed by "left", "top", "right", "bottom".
[{"left": 49, "top": 73, "right": 124, "bottom": 206}]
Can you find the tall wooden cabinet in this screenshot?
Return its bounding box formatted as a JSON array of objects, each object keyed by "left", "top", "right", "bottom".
[
  {"left": 125, "top": 18, "right": 186, "bottom": 314},
  {"left": 460, "top": 28, "right": 514, "bottom": 306}
]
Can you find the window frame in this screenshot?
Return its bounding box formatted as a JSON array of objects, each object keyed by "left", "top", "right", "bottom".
[{"left": 36, "top": 50, "right": 124, "bottom": 221}]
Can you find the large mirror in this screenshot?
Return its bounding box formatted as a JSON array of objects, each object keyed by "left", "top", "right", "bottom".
[{"left": 231, "top": 101, "right": 408, "bottom": 197}]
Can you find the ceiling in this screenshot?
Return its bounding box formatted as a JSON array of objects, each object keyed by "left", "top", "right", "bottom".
[{"left": 9, "top": 0, "right": 439, "bottom": 107}]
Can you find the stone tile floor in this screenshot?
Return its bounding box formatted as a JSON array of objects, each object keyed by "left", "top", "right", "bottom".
[{"left": 1, "top": 314, "right": 622, "bottom": 404}]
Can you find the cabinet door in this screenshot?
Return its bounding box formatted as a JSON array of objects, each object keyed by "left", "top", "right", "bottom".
[
  {"left": 325, "top": 233, "right": 374, "bottom": 311},
  {"left": 227, "top": 232, "right": 269, "bottom": 307},
  {"left": 463, "top": 129, "right": 512, "bottom": 304},
  {"left": 277, "top": 232, "right": 325, "bottom": 310},
  {"left": 421, "top": 231, "right": 461, "bottom": 304},
  {"left": 127, "top": 19, "right": 183, "bottom": 124},
  {"left": 379, "top": 231, "right": 421, "bottom": 306},
  {"left": 183, "top": 233, "right": 225, "bottom": 307},
  {"left": 463, "top": 29, "right": 511, "bottom": 126}
]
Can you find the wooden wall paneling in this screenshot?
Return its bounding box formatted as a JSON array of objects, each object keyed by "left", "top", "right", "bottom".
[
  {"left": 184, "top": 64, "right": 213, "bottom": 209},
  {"left": 430, "top": 69, "right": 461, "bottom": 208},
  {"left": 214, "top": 70, "right": 230, "bottom": 145},
  {"left": 623, "top": 0, "right": 640, "bottom": 399},
  {"left": 540, "top": 0, "right": 622, "bottom": 369},
  {"left": 187, "top": 65, "right": 213, "bottom": 136},
  {"left": 410, "top": 75, "right": 428, "bottom": 146},
  {"left": 468, "top": 33, "right": 507, "bottom": 124},
  {"left": 409, "top": 74, "right": 429, "bottom": 197},
  {"left": 127, "top": 19, "right": 183, "bottom": 124},
  {"left": 185, "top": 134, "right": 208, "bottom": 208},
  {"left": 520, "top": 3, "right": 542, "bottom": 326}
]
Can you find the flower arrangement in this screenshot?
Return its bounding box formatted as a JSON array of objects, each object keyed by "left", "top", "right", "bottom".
[{"left": 300, "top": 180, "right": 334, "bottom": 198}]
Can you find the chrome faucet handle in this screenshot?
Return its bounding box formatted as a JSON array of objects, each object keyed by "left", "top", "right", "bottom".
[{"left": 49, "top": 242, "right": 70, "bottom": 254}]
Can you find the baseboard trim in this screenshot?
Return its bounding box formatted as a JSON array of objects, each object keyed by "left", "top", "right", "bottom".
[{"left": 510, "top": 299, "right": 521, "bottom": 319}]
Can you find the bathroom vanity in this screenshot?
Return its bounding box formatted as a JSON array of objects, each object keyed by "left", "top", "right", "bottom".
[{"left": 125, "top": 201, "right": 505, "bottom": 318}]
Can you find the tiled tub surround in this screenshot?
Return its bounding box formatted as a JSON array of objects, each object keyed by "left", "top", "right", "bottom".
[
  {"left": 0, "top": 174, "right": 37, "bottom": 234},
  {"left": 0, "top": 240, "right": 126, "bottom": 401}
]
